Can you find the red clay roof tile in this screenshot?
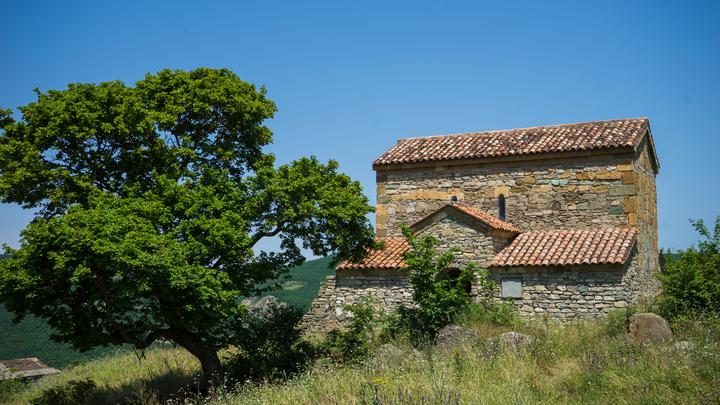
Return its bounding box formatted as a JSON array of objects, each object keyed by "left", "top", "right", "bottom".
[
  {"left": 373, "top": 118, "right": 649, "bottom": 167},
  {"left": 492, "top": 228, "right": 638, "bottom": 267},
  {"left": 336, "top": 237, "right": 410, "bottom": 270},
  {"left": 450, "top": 203, "right": 521, "bottom": 234}
]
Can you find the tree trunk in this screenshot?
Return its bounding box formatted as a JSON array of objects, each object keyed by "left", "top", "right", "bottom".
[{"left": 170, "top": 332, "right": 223, "bottom": 388}]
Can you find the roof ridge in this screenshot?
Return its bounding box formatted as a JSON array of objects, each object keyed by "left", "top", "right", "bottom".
[
  {"left": 520, "top": 226, "right": 638, "bottom": 234},
  {"left": 395, "top": 117, "right": 649, "bottom": 142}
]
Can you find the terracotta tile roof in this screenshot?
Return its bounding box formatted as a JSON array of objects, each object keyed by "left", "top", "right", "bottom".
[
  {"left": 336, "top": 237, "right": 410, "bottom": 270},
  {"left": 450, "top": 203, "right": 521, "bottom": 233},
  {"left": 492, "top": 228, "right": 638, "bottom": 267},
  {"left": 374, "top": 118, "right": 649, "bottom": 167}
]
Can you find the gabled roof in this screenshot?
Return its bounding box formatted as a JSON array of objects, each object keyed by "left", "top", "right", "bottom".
[
  {"left": 336, "top": 237, "right": 409, "bottom": 270},
  {"left": 337, "top": 204, "right": 519, "bottom": 271},
  {"left": 374, "top": 118, "right": 658, "bottom": 171},
  {"left": 492, "top": 228, "right": 637, "bottom": 267},
  {"left": 412, "top": 203, "right": 521, "bottom": 234}
]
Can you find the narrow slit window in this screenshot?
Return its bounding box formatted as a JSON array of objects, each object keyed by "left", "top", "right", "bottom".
[{"left": 498, "top": 194, "right": 506, "bottom": 221}]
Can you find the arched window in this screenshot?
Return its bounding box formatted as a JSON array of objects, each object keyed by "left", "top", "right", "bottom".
[{"left": 498, "top": 194, "right": 506, "bottom": 221}]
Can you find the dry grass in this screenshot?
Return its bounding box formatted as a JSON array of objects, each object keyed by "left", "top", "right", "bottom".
[
  {"left": 5, "top": 346, "right": 203, "bottom": 404},
  {"left": 4, "top": 315, "right": 719, "bottom": 404},
  {"left": 213, "top": 318, "right": 720, "bottom": 405}
]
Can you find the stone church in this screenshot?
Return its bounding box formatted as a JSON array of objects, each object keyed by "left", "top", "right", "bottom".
[{"left": 304, "top": 118, "right": 660, "bottom": 331}]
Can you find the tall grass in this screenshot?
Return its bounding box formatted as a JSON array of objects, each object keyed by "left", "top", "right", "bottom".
[
  {"left": 5, "top": 314, "right": 719, "bottom": 404},
  {"left": 5, "top": 347, "right": 203, "bottom": 404},
  {"left": 215, "top": 315, "right": 720, "bottom": 404}
]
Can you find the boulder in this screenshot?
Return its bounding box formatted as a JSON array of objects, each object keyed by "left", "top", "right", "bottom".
[
  {"left": 500, "top": 332, "right": 535, "bottom": 350},
  {"left": 434, "top": 325, "right": 481, "bottom": 348},
  {"left": 627, "top": 313, "right": 673, "bottom": 344}
]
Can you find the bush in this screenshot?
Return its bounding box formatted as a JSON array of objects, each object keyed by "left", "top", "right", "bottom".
[
  {"left": 31, "top": 378, "right": 96, "bottom": 405},
  {"left": 226, "top": 300, "right": 313, "bottom": 382},
  {"left": 457, "top": 267, "right": 518, "bottom": 328},
  {"left": 460, "top": 300, "right": 518, "bottom": 327},
  {"left": 0, "top": 379, "right": 26, "bottom": 402},
  {"left": 604, "top": 306, "right": 638, "bottom": 337},
  {"left": 321, "top": 299, "right": 377, "bottom": 362},
  {"left": 657, "top": 217, "right": 720, "bottom": 319},
  {"left": 383, "top": 226, "right": 477, "bottom": 344}
]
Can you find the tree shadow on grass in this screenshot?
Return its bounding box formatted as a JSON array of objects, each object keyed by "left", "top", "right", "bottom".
[{"left": 85, "top": 369, "right": 204, "bottom": 404}]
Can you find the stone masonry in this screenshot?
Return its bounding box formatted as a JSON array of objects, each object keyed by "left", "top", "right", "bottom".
[
  {"left": 304, "top": 118, "right": 661, "bottom": 331},
  {"left": 375, "top": 151, "right": 658, "bottom": 275}
]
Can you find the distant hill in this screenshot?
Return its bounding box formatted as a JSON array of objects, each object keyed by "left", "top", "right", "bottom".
[
  {"left": 259, "top": 256, "right": 335, "bottom": 311},
  {"left": 0, "top": 256, "right": 335, "bottom": 368}
]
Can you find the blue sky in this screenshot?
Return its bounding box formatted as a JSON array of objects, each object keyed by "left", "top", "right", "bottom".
[{"left": 1, "top": 0, "right": 718, "bottom": 252}]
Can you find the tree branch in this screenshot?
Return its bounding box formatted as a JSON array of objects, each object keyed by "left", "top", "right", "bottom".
[{"left": 249, "top": 221, "right": 286, "bottom": 247}]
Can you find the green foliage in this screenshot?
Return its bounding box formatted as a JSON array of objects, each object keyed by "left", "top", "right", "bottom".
[
  {"left": 604, "top": 306, "right": 639, "bottom": 337},
  {"left": 460, "top": 300, "right": 518, "bottom": 327},
  {"left": 226, "top": 301, "right": 314, "bottom": 382},
  {"left": 322, "top": 299, "right": 377, "bottom": 362},
  {"left": 657, "top": 217, "right": 720, "bottom": 319},
  {"left": 0, "top": 257, "right": 332, "bottom": 368},
  {"left": 0, "top": 68, "right": 375, "bottom": 383},
  {"left": 457, "top": 266, "right": 518, "bottom": 327},
  {"left": 385, "top": 226, "right": 476, "bottom": 344},
  {"left": 0, "top": 378, "right": 25, "bottom": 402},
  {"left": 31, "top": 378, "right": 97, "bottom": 405}
]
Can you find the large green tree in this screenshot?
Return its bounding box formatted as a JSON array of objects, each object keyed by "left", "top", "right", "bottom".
[{"left": 0, "top": 68, "right": 375, "bottom": 383}]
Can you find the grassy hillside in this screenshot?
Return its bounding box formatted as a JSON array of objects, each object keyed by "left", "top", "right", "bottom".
[
  {"left": 5, "top": 315, "right": 719, "bottom": 404},
  {"left": 0, "top": 257, "right": 335, "bottom": 368},
  {"left": 0, "top": 306, "right": 117, "bottom": 369},
  {"left": 260, "top": 256, "right": 335, "bottom": 311}
]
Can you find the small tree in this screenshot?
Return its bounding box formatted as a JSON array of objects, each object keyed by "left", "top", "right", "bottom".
[
  {"left": 388, "top": 226, "right": 476, "bottom": 342},
  {"left": 658, "top": 217, "right": 720, "bottom": 318},
  {"left": 0, "top": 69, "right": 375, "bottom": 384}
]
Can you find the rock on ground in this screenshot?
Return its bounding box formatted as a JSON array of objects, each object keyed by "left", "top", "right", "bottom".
[
  {"left": 627, "top": 313, "right": 673, "bottom": 344},
  {"left": 500, "top": 332, "right": 535, "bottom": 350},
  {"left": 434, "top": 325, "right": 481, "bottom": 348}
]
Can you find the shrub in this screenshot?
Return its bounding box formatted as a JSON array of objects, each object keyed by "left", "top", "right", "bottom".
[
  {"left": 384, "top": 226, "right": 476, "bottom": 344},
  {"left": 604, "top": 306, "right": 638, "bottom": 337},
  {"left": 226, "top": 300, "right": 313, "bottom": 382},
  {"left": 0, "top": 378, "right": 25, "bottom": 402},
  {"left": 460, "top": 300, "right": 518, "bottom": 327},
  {"left": 657, "top": 217, "right": 720, "bottom": 319},
  {"left": 31, "top": 378, "right": 96, "bottom": 405},
  {"left": 322, "top": 299, "right": 377, "bottom": 362},
  {"left": 458, "top": 268, "right": 518, "bottom": 327}
]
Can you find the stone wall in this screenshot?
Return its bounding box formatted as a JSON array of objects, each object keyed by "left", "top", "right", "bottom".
[
  {"left": 414, "top": 209, "right": 511, "bottom": 268},
  {"left": 376, "top": 149, "right": 659, "bottom": 279},
  {"left": 376, "top": 153, "right": 635, "bottom": 238},
  {"left": 302, "top": 253, "right": 661, "bottom": 332},
  {"left": 632, "top": 138, "right": 660, "bottom": 272},
  {"left": 488, "top": 250, "right": 659, "bottom": 319},
  {"left": 302, "top": 273, "right": 412, "bottom": 333}
]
